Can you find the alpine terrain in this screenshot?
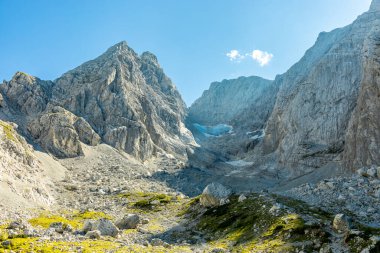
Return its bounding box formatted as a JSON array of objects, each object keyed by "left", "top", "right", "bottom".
[{"left": 0, "top": 1, "right": 379, "bottom": 252}]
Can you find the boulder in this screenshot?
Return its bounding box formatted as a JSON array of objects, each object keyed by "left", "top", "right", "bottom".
[
  {"left": 85, "top": 230, "right": 101, "bottom": 239},
  {"left": 238, "top": 194, "right": 247, "bottom": 202},
  {"left": 83, "top": 219, "right": 119, "bottom": 237},
  {"left": 200, "top": 182, "right": 232, "bottom": 207},
  {"left": 367, "top": 167, "right": 377, "bottom": 178},
  {"left": 333, "top": 214, "right": 351, "bottom": 233},
  {"left": 115, "top": 214, "right": 140, "bottom": 229}
]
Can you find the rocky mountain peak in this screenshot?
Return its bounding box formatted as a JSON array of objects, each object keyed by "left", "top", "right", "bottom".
[
  {"left": 141, "top": 51, "right": 159, "bottom": 65},
  {"left": 370, "top": 0, "right": 380, "bottom": 11}
]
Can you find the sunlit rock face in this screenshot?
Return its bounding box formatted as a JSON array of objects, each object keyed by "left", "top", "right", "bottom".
[
  {"left": 263, "top": 6, "right": 380, "bottom": 173},
  {"left": 188, "top": 76, "right": 278, "bottom": 131},
  {"left": 1, "top": 41, "right": 195, "bottom": 161},
  {"left": 50, "top": 41, "right": 194, "bottom": 160}
]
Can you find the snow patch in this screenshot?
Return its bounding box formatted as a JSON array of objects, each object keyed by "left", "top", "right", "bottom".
[
  {"left": 226, "top": 160, "right": 254, "bottom": 167},
  {"left": 247, "top": 129, "right": 265, "bottom": 140},
  {"left": 193, "top": 123, "right": 233, "bottom": 137}
]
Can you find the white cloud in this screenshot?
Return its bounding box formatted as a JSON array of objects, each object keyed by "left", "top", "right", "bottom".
[
  {"left": 226, "top": 50, "right": 244, "bottom": 62},
  {"left": 250, "top": 50, "right": 273, "bottom": 66}
]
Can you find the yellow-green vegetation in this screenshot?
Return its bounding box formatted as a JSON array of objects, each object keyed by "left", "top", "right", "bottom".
[
  {"left": 0, "top": 237, "right": 194, "bottom": 253},
  {"left": 117, "top": 192, "right": 174, "bottom": 209},
  {"left": 72, "top": 210, "right": 112, "bottom": 220},
  {"left": 0, "top": 121, "right": 16, "bottom": 142},
  {"left": 28, "top": 210, "right": 112, "bottom": 230},
  {"left": 184, "top": 194, "right": 325, "bottom": 253}
]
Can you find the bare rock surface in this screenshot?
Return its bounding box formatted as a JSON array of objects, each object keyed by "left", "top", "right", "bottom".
[
  {"left": 200, "top": 182, "right": 232, "bottom": 207},
  {"left": 188, "top": 76, "right": 276, "bottom": 130},
  {"left": 0, "top": 72, "right": 52, "bottom": 116},
  {"left": 28, "top": 105, "right": 100, "bottom": 158},
  {"left": 0, "top": 41, "right": 195, "bottom": 161},
  {"left": 261, "top": 8, "right": 380, "bottom": 175},
  {"left": 51, "top": 41, "right": 194, "bottom": 161}
]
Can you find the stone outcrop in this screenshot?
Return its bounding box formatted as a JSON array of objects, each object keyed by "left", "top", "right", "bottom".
[
  {"left": 28, "top": 105, "right": 100, "bottom": 158},
  {"left": 200, "top": 182, "right": 232, "bottom": 207},
  {"left": 262, "top": 7, "right": 380, "bottom": 173},
  {"left": 188, "top": 76, "right": 277, "bottom": 130},
  {"left": 0, "top": 72, "right": 52, "bottom": 116}
]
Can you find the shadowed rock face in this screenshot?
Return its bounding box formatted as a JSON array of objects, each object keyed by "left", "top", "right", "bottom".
[
  {"left": 343, "top": 23, "right": 380, "bottom": 169},
  {"left": 1, "top": 42, "right": 194, "bottom": 160},
  {"left": 263, "top": 8, "right": 380, "bottom": 173}
]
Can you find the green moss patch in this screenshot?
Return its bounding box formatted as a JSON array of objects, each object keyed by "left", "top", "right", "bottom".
[
  {"left": 0, "top": 121, "right": 16, "bottom": 142},
  {"left": 117, "top": 192, "right": 174, "bottom": 209},
  {"left": 183, "top": 194, "right": 328, "bottom": 252}
]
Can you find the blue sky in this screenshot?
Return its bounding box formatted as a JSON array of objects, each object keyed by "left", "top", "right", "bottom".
[{"left": 0, "top": 0, "right": 372, "bottom": 105}]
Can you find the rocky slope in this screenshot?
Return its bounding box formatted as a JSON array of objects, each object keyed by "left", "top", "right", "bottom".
[
  {"left": 259, "top": 3, "right": 380, "bottom": 175},
  {"left": 0, "top": 42, "right": 195, "bottom": 161},
  {"left": 0, "top": 118, "right": 66, "bottom": 217},
  {"left": 188, "top": 76, "right": 276, "bottom": 131}
]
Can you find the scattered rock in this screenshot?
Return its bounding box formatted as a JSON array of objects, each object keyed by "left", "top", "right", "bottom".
[
  {"left": 367, "top": 167, "right": 377, "bottom": 178},
  {"left": 333, "top": 214, "right": 351, "bottom": 233},
  {"left": 115, "top": 214, "right": 140, "bottom": 229},
  {"left": 210, "top": 248, "right": 227, "bottom": 253},
  {"left": 7, "top": 220, "right": 27, "bottom": 230},
  {"left": 238, "top": 194, "right": 247, "bottom": 202},
  {"left": 85, "top": 230, "right": 101, "bottom": 239},
  {"left": 200, "top": 182, "right": 232, "bottom": 207},
  {"left": 83, "top": 219, "right": 119, "bottom": 237},
  {"left": 141, "top": 218, "right": 150, "bottom": 224},
  {"left": 151, "top": 238, "right": 164, "bottom": 246},
  {"left": 150, "top": 200, "right": 160, "bottom": 205}
]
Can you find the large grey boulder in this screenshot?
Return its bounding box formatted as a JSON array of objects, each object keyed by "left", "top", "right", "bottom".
[
  {"left": 200, "top": 182, "right": 232, "bottom": 207},
  {"left": 83, "top": 219, "right": 119, "bottom": 237},
  {"left": 115, "top": 214, "right": 140, "bottom": 229},
  {"left": 333, "top": 214, "right": 351, "bottom": 233}
]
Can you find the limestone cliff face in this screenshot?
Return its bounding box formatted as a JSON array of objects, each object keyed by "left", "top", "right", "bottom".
[
  {"left": 0, "top": 72, "right": 52, "bottom": 116},
  {"left": 188, "top": 76, "right": 277, "bottom": 130},
  {"left": 343, "top": 20, "right": 380, "bottom": 170},
  {"left": 263, "top": 6, "right": 380, "bottom": 172},
  {"left": 1, "top": 41, "right": 194, "bottom": 161},
  {"left": 51, "top": 42, "right": 191, "bottom": 160}
]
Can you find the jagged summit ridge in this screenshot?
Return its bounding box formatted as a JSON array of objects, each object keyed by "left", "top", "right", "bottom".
[{"left": 0, "top": 41, "right": 194, "bottom": 161}]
